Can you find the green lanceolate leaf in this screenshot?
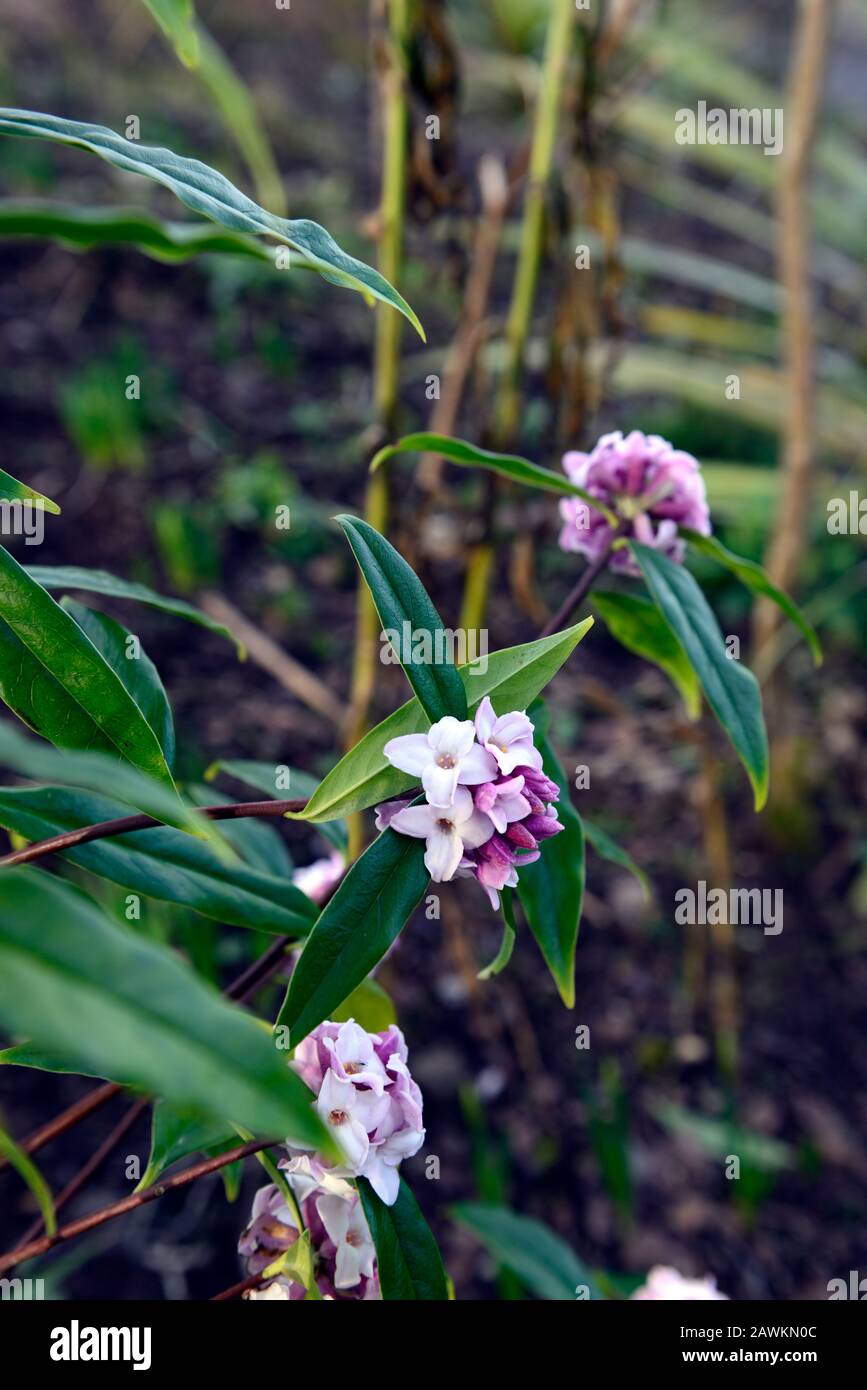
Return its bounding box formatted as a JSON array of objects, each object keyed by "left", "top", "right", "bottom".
[
  {"left": 582, "top": 819, "right": 651, "bottom": 901},
  {"left": 359, "top": 1178, "right": 449, "bottom": 1301},
  {"left": 593, "top": 589, "right": 701, "bottom": 719},
  {"left": 208, "top": 759, "right": 347, "bottom": 852},
  {"left": 681, "top": 527, "right": 822, "bottom": 666},
  {"left": 331, "top": 978, "right": 397, "bottom": 1033},
  {"left": 0, "top": 109, "right": 423, "bottom": 336},
  {"left": 0, "top": 1123, "right": 56, "bottom": 1236},
  {"left": 337, "top": 516, "right": 466, "bottom": 723},
  {"left": 630, "top": 541, "right": 770, "bottom": 810},
  {"left": 62, "top": 600, "right": 175, "bottom": 766},
  {"left": 0, "top": 720, "right": 207, "bottom": 837},
  {"left": 477, "top": 887, "right": 517, "bottom": 980},
  {"left": 0, "top": 547, "right": 174, "bottom": 785},
  {"left": 27, "top": 565, "right": 241, "bottom": 652},
  {"left": 0, "top": 467, "right": 60, "bottom": 514},
  {"left": 370, "top": 433, "right": 616, "bottom": 523},
  {"left": 139, "top": 0, "right": 200, "bottom": 67},
  {"left": 516, "top": 732, "right": 584, "bottom": 1008},
  {"left": 136, "top": 1100, "right": 236, "bottom": 1192},
  {"left": 0, "top": 786, "right": 316, "bottom": 936},
  {"left": 277, "top": 829, "right": 429, "bottom": 1047},
  {"left": 0, "top": 871, "right": 331, "bottom": 1151},
  {"left": 0, "top": 200, "right": 271, "bottom": 263},
  {"left": 0, "top": 1042, "right": 107, "bottom": 1077},
  {"left": 293, "top": 619, "right": 593, "bottom": 825},
  {"left": 451, "top": 1203, "right": 602, "bottom": 1300}
]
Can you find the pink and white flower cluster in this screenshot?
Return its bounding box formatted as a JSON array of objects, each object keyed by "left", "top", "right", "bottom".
[
  {"left": 239, "top": 1169, "right": 379, "bottom": 1301},
  {"left": 630, "top": 1265, "right": 728, "bottom": 1301},
  {"left": 558, "top": 429, "right": 711, "bottom": 577},
  {"left": 286, "top": 1019, "right": 424, "bottom": 1207},
  {"left": 377, "top": 697, "right": 563, "bottom": 910}
]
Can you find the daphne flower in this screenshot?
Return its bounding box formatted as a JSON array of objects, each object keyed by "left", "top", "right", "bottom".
[
  {"left": 321, "top": 1019, "right": 390, "bottom": 1096},
  {"left": 292, "top": 850, "right": 345, "bottom": 904},
  {"left": 631, "top": 1266, "right": 728, "bottom": 1301},
  {"left": 317, "top": 1193, "right": 377, "bottom": 1289},
  {"left": 238, "top": 1183, "right": 299, "bottom": 1275},
  {"left": 559, "top": 429, "right": 711, "bottom": 577},
  {"left": 474, "top": 698, "right": 543, "bottom": 775},
  {"left": 315, "top": 1071, "right": 388, "bottom": 1170},
  {"left": 474, "top": 774, "right": 531, "bottom": 834},
  {"left": 384, "top": 716, "right": 497, "bottom": 808},
  {"left": 389, "top": 785, "right": 494, "bottom": 881},
  {"left": 245, "top": 1279, "right": 302, "bottom": 1301}
]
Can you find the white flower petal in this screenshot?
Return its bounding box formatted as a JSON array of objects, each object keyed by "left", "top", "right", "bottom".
[
  {"left": 456, "top": 743, "right": 499, "bottom": 785},
  {"left": 383, "top": 732, "right": 434, "bottom": 776},
  {"left": 474, "top": 696, "right": 496, "bottom": 744},
  {"left": 459, "top": 810, "right": 495, "bottom": 850},
  {"left": 422, "top": 760, "right": 460, "bottom": 808},
  {"left": 428, "top": 716, "right": 475, "bottom": 759},
  {"left": 389, "top": 804, "right": 438, "bottom": 839},
  {"left": 424, "top": 826, "right": 464, "bottom": 882}
]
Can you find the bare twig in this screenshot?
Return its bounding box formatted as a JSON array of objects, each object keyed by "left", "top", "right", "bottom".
[
  {"left": 211, "top": 1271, "right": 269, "bottom": 1301},
  {"left": 539, "top": 521, "right": 628, "bottom": 637}
]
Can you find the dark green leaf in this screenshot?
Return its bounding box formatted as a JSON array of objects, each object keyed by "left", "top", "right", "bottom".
[
  {"left": 336, "top": 516, "right": 466, "bottom": 723},
  {"left": 0, "top": 871, "right": 331, "bottom": 1150},
  {"left": 516, "top": 733, "right": 584, "bottom": 1008},
  {"left": 0, "top": 109, "right": 423, "bottom": 336},
  {"left": 630, "top": 541, "right": 769, "bottom": 809},
  {"left": 681, "top": 528, "right": 822, "bottom": 666},
  {"left": 0, "top": 785, "right": 316, "bottom": 936},
  {"left": 371, "top": 433, "right": 616, "bottom": 522},
  {"left": 277, "top": 829, "right": 428, "bottom": 1047},
  {"left": 62, "top": 600, "right": 175, "bottom": 766},
  {"left": 27, "top": 565, "right": 241, "bottom": 652},
  {"left": 359, "top": 1178, "right": 449, "bottom": 1301},
  {"left": 0, "top": 199, "right": 271, "bottom": 263},
  {"left": 593, "top": 589, "right": 701, "bottom": 718},
  {"left": 137, "top": 1100, "right": 237, "bottom": 1192}
]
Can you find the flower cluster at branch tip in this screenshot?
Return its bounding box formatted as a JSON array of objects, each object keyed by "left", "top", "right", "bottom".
[
  {"left": 378, "top": 698, "right": 563, "bottom": 910},
  {"left": 287, "top": 1019, "right": 424, "bottom": 1205},
  {"left": 630, "top": 1266, "right": 728, "bottom": 1301},
  {"left": 558, "top": 429, "right": 712, "bottom": 577},
  {"left": 240, "top": 1170, "right": 379, "bottom": 1301}
]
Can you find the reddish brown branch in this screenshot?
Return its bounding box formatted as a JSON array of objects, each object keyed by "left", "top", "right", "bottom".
[{"left": 211, "top": 1271, "right": 269, "bottom": 1302}]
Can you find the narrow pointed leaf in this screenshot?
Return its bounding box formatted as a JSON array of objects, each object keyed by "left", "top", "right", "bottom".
[
  {"left": 139, "top": 0, "right": 199, "bottom": 66},
  {"left": 681, "top": 528, "right": 822, "bottom": 666},
  {"left": 0, "top": 871, "right": 331, "bottom": 1151},
  {"left": 371, "top": 433, "right": 615, "bottom": 521},
  {"left": 582, "top": 819, "right": 650, "bottom": 900},
  {"left": 359, "top": 1178, "right": 449, "bottom": 1301},
  {"left": 0, "top": 546, "right": 174, "bottom": 785},
  {"left": 516, "top": 733, "right": 584, "bottom": 1008},
  {"left": 631, "top": 541, "right": 769, "bottom": 809},
  {"left": 26, "top": 565, "right": 241, "bottom": 652},
  {"left": 0, "top": 109, "right": 423, "bottom": 336},
  {"left": 452, "top": 1202, "right": 602, "bottom": 1300},
  {"left": 0, "top": 785, "right": 316, "bottom": 936},
  {"left": 477, "top": 888, "right": 517, "bottom": 980},
  {"left": 0, "top": 1123, "right": 56, "bottom": 1236},
  {"left": 593, "top": 589, "right": 701, "bottom": 718},
  {"left": 337, "top": 516, "right": 466, "bottom": 723},
  {"left": 62, "top": 600, "right": 175, "bottom": 766},
  {"left": 0, "top": 199, "right": 272, "bottom": 262},
  {"left": 0, "top": 467, "right": 60, "bottom": 514},
  {"left": 277, "top": 829, "right": 428, "bottom": 1047},
  {"left": 293, "top": 620, "right": 593, "bottom": 825},
  {"left": 136, "top": 1101, "right": 236, "bottom": 1193}
]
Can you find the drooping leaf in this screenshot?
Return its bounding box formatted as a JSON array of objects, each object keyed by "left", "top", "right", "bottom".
[
  {"left": 582, "top": 819, "right": 651, "bottom": 901},
  {"left": 0, "top": 546, "right": 174, "bottom": 786},
  {"left": 0, "top": 719, "right": 205, "bottom": 837},
  {"left": 516, "top": 731, "right": 584, "bottom": 1008},
  {"left": 0, "top": 871, "right": 331, "bottom": 1151},
  {"left": 0, "top": 467, "right": 60, "bottom": 514},
  {"left": 0, "top": 199, "right": 272, "bottom": 263},
  {"left": 630, "top": 542, "right": 770, "bottom": 809},
  {"left": 136, "top": 1100, "right": 237, "bottom": 1192},
  {"left": 359, "top": 1178, "right": 449, "bottom": 1301},
  {"left": 276, "top": 829, "right": 428, "bottom": 1047},
  {"left": 370, "top": 433, "right": 615, "bottom": 522},
  {"left": 0, "top": 1122, "right": 56, "bottom": 1235},
  {"left": 26, "top": 565, "right": 241, "bottom": 652},
  {"left": 336, "top": 516, "right": 467, "bottom": 723},
  {"left": 681, "top": 528, "right": 822, "bottom": 666},
  {"left": 292, "top": 620, "right": 593, "bottom": 825},
  {"left": 0, "top": 109, "right": 423, "bottom": 336},
  {"left": 451, "top": 1202, "right": 602, "bottom": 1300},
  {"left": 0, "top": 785, "right": 316, "bottom": 936},
  {"left": 593, "top": 589, "right": 701, "bottom": 719},
  {"left": 62, "top": 600, "right": 175, "bottom": 766}
]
